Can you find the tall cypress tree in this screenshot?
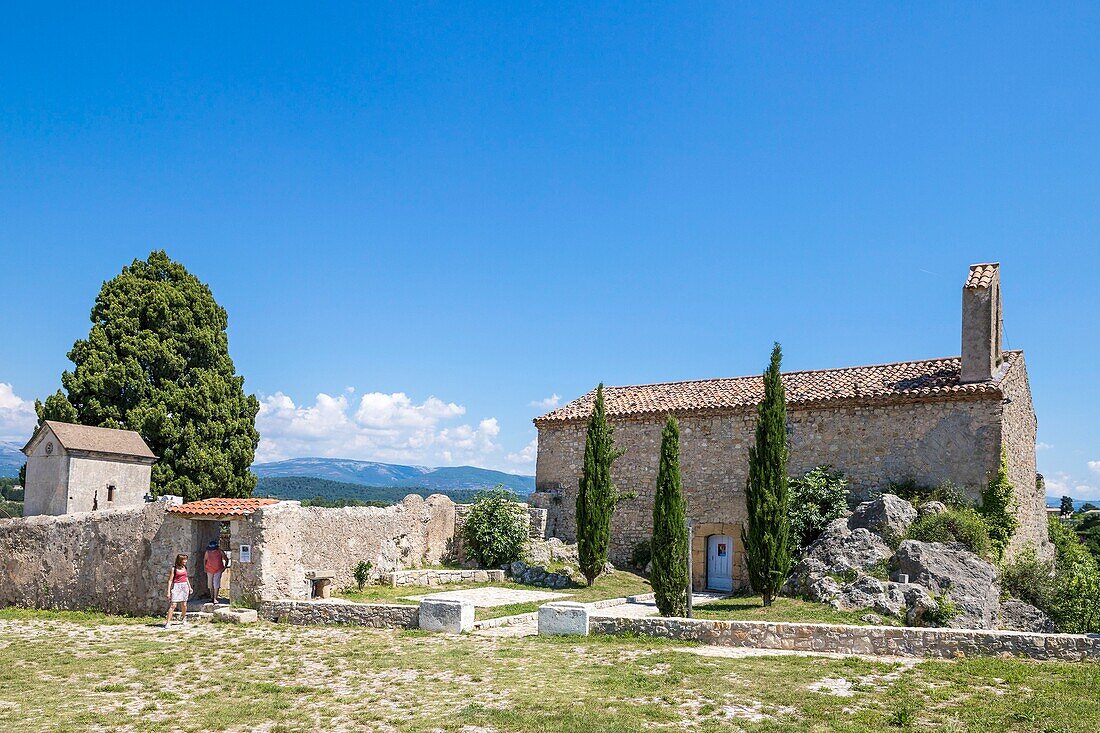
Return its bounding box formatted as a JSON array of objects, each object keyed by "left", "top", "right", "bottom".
[
  {"left": 741, "top": 343, "right": 792, "bottom": 606},
  {"left": 36, "top": 250, "right": 260, "bottom": 502},
  {"left": 651, "top": 414, "right": 689, "bottom": 617},
  {"left": 576, "top": 384, "right": 625, "bottom": 586}
]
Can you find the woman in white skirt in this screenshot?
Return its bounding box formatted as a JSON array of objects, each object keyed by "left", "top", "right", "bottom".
[{"left": 164, "top": 553, "right": 192, "bottom": 627}]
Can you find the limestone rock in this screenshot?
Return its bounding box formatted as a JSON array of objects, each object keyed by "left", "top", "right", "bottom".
[
  {"left": 917, "top": 501, "right": 948, "bottom": 519},
  {"left": 419, "top": 598, "right": 474, "bottom": 633},
  {"left": 785, "top": 518, "right": 893, "bottom": 597},
  {"left": 860, "top": 612, "right": 883, "bottom": 625},
  {"left": 847, "top": 494, "right": 917, "bottom": 541},
  {"left": 999, "top": 599, "right": 1056, "bottom": 633},
  {"left": 893, "top": 540, "right": 1001, "bottom": 629}
]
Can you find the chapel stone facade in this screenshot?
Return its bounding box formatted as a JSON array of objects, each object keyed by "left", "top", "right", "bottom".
[
  {"left": 21, "top": 420, "right": 157, "bottom": 516},
  {"left": 531, "top": 263, "right": 1047, "bottom": 592}
]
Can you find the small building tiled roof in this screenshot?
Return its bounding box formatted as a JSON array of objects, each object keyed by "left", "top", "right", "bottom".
[
  {"left": 167, "top": 497, "right": 281, "bottom": 519},
  {"left": 535, "top": 351, "right": 1022, "bottom": 426},
  {"left": 965, "top": 263, "right": 999, "bottom": 289},
  {"left": 23, "top": 420, "right": 157, "bottom": 460}
]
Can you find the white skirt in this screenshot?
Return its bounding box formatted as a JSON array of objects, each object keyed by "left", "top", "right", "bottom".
[{"left": 170, "top": 582, "right": 190, "bottom": 603}]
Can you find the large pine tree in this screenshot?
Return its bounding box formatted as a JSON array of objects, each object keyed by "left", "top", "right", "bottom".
[
  {"left": 741, "top": 343, "right": 792, "bottom": 606},
  {"left": 576, "top": 384, "right": 625, "bottom": 586},
  {"left": 37, "top": 250, "right": 260, "bottom": 502},
  {"left": 651, "top": 414, "right": 689, "bottom": 617}
]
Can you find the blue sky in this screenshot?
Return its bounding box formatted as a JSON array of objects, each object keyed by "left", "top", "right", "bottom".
[{"left": 1, "top": 4, "right": 1097, "bottom": 497}]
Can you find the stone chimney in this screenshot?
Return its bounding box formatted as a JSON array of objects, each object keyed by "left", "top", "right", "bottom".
[{"left": 961, "top": 262, "right": 1003, "bottom": 383}]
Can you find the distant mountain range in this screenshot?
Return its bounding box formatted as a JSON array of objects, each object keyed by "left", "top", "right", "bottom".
[
  {"left": 251, "top": 457, "right": 534, "bottom": 495},
  {"left": 254, "top": 476, "right": 486, "bottom": 505},
  {"left": 0, "top": 442, "right": 24, "bottom": 477},
  {"left": 1046, "top": 496, "right": 1097, "bottom": 511}
]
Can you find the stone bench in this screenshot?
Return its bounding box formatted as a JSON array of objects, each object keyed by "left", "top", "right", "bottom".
[
  {"left": 538, "top": 601, "right": 589, "bottom": 636},
  {"left": 305, "top": 569, "right": 336, "bottom": 599}
]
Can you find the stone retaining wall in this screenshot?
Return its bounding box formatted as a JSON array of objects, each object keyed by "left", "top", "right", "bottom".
[
  {"left": 590, "top": 616, "right": 1100, "bottom": 662},
  {"left": 259, "top": 600, "right": 419, "bottom": 628},
  {"left": 381, "top": 568, "right": 505, "bottom": 587},
  {"left": 0, "top": 500, "right": 214, "bottom": 616}
]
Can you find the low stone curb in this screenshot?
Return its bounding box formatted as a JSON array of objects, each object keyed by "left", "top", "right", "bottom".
[
  {"left": 590, "top": 615, "right": 1100, "bottom": 661},
  {"left": 259, "top": 600, "right": 419, "bottom": 629},
  {"left": 472, "top": 611, "right": 538, "bottom": 630}
]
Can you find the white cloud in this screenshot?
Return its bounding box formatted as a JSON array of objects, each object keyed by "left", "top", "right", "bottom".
[
  {"left": 255, "top": 389, "right": 505, "bottom": 468},
  {"left": 0, "top": 383, "right": 37, "bottom": 443},
  {"left": 1036, "top": 442, "right": 1053, "bottom": 451},
  {"left": 1043, "top": 472, "right": 1100, "bottom": 502},
  {"left": 530, "top": 394, "right": 561, "bottom": 410},
  {"left": 1088, "top": 460, "right": 1100, "bottom": 475},
  {"left": 505, "top": 438, "right": 538, "bottom": 468}
]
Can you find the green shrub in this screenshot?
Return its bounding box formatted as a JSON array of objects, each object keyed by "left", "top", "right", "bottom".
[
  {"left": 923, "top": 592, "right": 960, "bottom": 627},
  {"left": 1000, "top": 544, "right": 1055, "bottom": 609},
  {"left": 353, "top": 560, "right": 373, "bottom": 591},
  {"left": 788, "top": 465, "right": 849, "bottom": 552},
  {"left": 462, "top": 486, "right": 530, "bottom": 569},
  {"left": 887, "top": 478, "right": 966, "bottom": 508},
  {"left": 630, "top": 539, "right": 652, "bottom": 570},
  {"left": 1046, "top": 518, "right": 1100, "bottom": 633},
  {"left": 978, "top": 450, "right": 1018, "bottom": 561},
  {"left": 906, "top": 507, "right": 992, "bottom": 558}
]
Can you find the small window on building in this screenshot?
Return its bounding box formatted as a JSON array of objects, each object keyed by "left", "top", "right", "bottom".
[{"left": 107, "top": 485, "right": 116, "bottom": 502}]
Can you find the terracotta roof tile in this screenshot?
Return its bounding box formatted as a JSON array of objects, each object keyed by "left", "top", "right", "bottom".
[
  {"left": 965, "top": 262, "right": 999, "bottom": 289},
  {"left": 535, "top": 351, "right": 1020, "bottom": 425},
  {"left": 168, "top": 497, "right": 281, "bottom": 518},
  {"left": 23, "top": 421, "right": 157, "bottom": 460}
]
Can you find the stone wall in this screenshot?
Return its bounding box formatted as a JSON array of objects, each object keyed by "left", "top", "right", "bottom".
[
  {"left": 259, "top": 599, "right": 419, "bottom": 628},
  {"left": 998, "top": 356, "right": 1050, "bottom": 556},
  {"left": 533, "top": 393, "right": 1043, "bottom": 580},
  {"left": 0, "top": 500, "right": 214, "bottom": 616},
  {"left": 236, "top": 494, "right": 458, "bottom": 602},
  {"left": 382, "top": 568, "right": 505, "bottom": 587},
  {"left": 590, "top": 616, "right": 1100, "bottom": 662}
]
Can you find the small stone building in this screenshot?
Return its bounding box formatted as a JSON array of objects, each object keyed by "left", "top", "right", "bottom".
[
  {"left": 21, "top": 420, "right": 157, "bottom": 517},
  {"left": 532, "top": 263, "right": 1047, "bottom": 592}
]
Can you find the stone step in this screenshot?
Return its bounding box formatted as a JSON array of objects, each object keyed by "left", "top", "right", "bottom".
[{"left": 184, "top": 612, "right": 213, "bottom": 623}]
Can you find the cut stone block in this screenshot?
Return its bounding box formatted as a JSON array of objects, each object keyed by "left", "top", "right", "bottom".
[
  {"left": 419, "top": 598, "right": 474, "bottom": 633},
  {"left": 538, "top": 601, "right": 589, "bottom": 636},
  {"left": 212, "top": 606, "right": 259, "bottom": 624}
]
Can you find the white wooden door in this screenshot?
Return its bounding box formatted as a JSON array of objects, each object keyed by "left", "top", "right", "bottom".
[{"left": 706, "top": 534, "right": 733, "bottom": 591}]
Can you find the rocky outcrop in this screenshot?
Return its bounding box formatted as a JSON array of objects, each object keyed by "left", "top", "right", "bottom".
[
  {"left": 847, "top": 494, "right": 917, "bottom": 541},
  {"left": 784, "top": 517, "right": 893, "bottom": 599},
  {"left": 917, "top": 501, "right": 947, "bottom": 518},
  {"left": 999, "top": 599, "right": 1056, "bottom": 633},
  {"left": 507, "top": 560, "right": 572, "bottom": 589},
  {"left": 784, "top": 494, "right": 1008, "bottom": 629},
  {"left": 524, "top": 537, "right": 580, "bottom": 567},
  {"left": 893, "top": 540, "right": 1001, "bottom": 629}
]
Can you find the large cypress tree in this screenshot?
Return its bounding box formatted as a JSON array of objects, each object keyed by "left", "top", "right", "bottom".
[
  {"left": 741, "top": 343, "right": 792, "bottom": 606},
  {"left": 576, "top": 384, "right": 625, "bottom": 586},
  {"left": 36, "top": 250, "right": 260, "bottom": 502},
  {"left": 651, "top": 414, "right": 689, "bottom": 617}
]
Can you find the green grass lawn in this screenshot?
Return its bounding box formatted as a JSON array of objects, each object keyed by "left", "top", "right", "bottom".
[
  {"left": 694, "top": 595, "right": 904, "bottom": 626},
  {"left": 1, "top": 608, "right": 1097, "bottom": 732},
  {"left": 338, "top": 570, "right": 653, "bottom": 621}
]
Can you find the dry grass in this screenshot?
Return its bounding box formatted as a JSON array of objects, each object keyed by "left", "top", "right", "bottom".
[{"left": 0, "top": 608, "right": 1098, "bottom": 732}]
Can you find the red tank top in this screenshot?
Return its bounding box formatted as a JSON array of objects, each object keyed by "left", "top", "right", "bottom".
[
  {"left": 173, "top": 567, "right": 188, "bottom": 584},
  {"left": 205, "top": 549, "right": 225, "bottom": 573}
]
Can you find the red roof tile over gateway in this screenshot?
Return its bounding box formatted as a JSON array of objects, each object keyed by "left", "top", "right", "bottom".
[
  {"left": 167, "top": 497, "right": 281, "bottom": 518},
  {"left": 534, "top": 351, "right": 1022, "bottom": 426}
]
